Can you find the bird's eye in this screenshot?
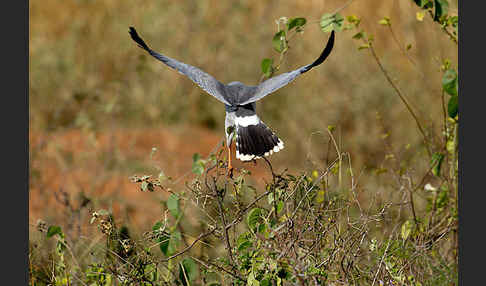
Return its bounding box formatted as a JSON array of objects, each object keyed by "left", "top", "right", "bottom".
[{"left": 226, "top": 126, "right": 235, "bottom": 135}]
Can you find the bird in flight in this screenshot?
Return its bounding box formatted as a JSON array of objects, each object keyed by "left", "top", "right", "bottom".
[{"left": 129, "top": 26, "right": 335, "bottom": 177}]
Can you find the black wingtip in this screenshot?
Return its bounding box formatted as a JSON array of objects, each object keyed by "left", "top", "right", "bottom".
[
  {"left": 309, "top": 30, "right": 335, "bottom": 68},
  {"left": 129, "top": 26, "right": 150, "bottom": 51}
]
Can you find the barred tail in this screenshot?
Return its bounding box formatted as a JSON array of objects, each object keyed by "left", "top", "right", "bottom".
[{"left": 235, "top": 121, "right": 284, "bottom": 161}]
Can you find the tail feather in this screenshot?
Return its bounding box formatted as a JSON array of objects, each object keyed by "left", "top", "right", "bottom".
[{"left": 235, "top": 121, "right": 284, "bottom": 161}]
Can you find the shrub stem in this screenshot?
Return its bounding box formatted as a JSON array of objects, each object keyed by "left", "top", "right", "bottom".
[{"left": 368, "top": 43, "right": 431, "bottom": 157}]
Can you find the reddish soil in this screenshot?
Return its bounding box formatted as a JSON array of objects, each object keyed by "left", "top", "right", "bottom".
[{"left": 29, "top": 126, "right": 271, "bottom": 231}]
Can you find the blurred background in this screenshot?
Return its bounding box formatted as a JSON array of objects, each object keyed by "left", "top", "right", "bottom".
[{"left": 29, "top": 0, "right": 457, "bottom": 233}]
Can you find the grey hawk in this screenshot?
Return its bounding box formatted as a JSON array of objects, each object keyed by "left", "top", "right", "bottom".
[{"left": 129, "top": 27, "right": 335, "bottom": 175}]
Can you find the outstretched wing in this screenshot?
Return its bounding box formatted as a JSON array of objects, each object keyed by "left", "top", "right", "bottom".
[
  {"left": 129, "top": 27, "right": 232, "bottom": 106},
  {"left": 237, "top": 31, "right": 335, "bottom": 106}
]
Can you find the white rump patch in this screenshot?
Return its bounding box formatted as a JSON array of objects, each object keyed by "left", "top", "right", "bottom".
[
  {"left": 235, "top": 115, "right": 260, "bottom": 127},
  {"left": 236, "top": 150, "right": 257, "bottom": 161}
]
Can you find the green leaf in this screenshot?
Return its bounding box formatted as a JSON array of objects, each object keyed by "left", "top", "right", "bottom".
[
  {"left": 414, "top": 0, "right": 431, "bottom": 8},
  {"left": 258, "top": 223, "right": 267, "bottom": 234},
  {"left": 352, "top": 31, "right": 365, "bottom": 40},
  {"left": 152, "top": 221, "right": 164, "bottom": 232},
  {"left": 320, "top": 13, "right": 344, "bottom": 33},
  {"left": 449, "top": 15, "right": 458, "bottom": 33},
  {"left": 144, "top": 263, "right": 159, "bottom": 282},
  {"left": 358, "top": 43, "right": 370, "bottom": 50},
  {"left": 442, "top": 69, "right": 458, "bottom": 96},
  {"left": 346, "top": 15, "right": 360, "bottom": 26},
  {"left": 261, "top": 58, "right": 273, "bottom": 77},
  {"left": 378, "top": 16, "right": 391, "bottom": 26},
  {"left": 237, "top": 239, "right": 252, "bottom": 252},
  {"left": 287, "top": 17, "right": 306, "bottom": 31},
  {"left": 260, "top": 278, "right": 271, "bottom": 286},
  {"left": 247, "top": 208, "right": 263, "bottom": 230},
  {"left": 267, "top": 192, "right": 274, "bottom": 205},
  {"left": 448, "top": 95, "right": 458, "bottom": 118},
  {"left": 320, "top": 14, "right": 334, "bottom": 33},
  {"left": 401, "top": 220, "right": 414, "bottom": 240},
  {"left": 446, "top": 140, "right": 455, "bottom": 154},
  {"left": 161, "top": 231, "right": 181, "bottom": 256},
  {"left": 247, "top": 270, "right": 260, "bottom": 286},
  {"left": 47, "top": 226, "right": 63, "bottom": 238},
  {"left": 192, "top": 161, "right": 205, "bottom": 175},
  {"left": 434, "top": 0, "right": 449, "bottom": 22},
  {"left": 179, "top": 257, "right": 198, "bottom": 285},
  {"left": 158, "top": 232, "right": 171, "bottom": 255},
  {"left": 237, "top": 232, "right": 251, "bottom": 248},
  {"left": 436, "top": 189, "right": 449, "bottom": 210},
  {"left": 191, "top": 153, "right": 205, "bottom": 175},
  {"left": 167, "top": 194, "right": 180, "bottom": 218},
  {"left": 430, "top": 153, "right": 445, "bottom": 176},
  {"left": 424, "top": 0, "right": 435, "bottom": 8},
  {"left": 315, "top": 189, "right": 325, "bottom": 204},
  {"left": 276, "top": 201, "right": 284, "bottom": 214},
  {"left": 272, "top": 30, "right": 286, "bottom": 53},
  {"left": 152, "top": 221, "right": 162, "bottom": 230}
]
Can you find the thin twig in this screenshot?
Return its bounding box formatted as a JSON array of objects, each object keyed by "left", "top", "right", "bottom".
[
  {"left": 368, "top": 43, "right": 431, "bottom": 157},
  {"left": 387, "top": 25, "right": 425, "bottom": 79},
  {"left": 216, "top": 182, "right": 237, "bottom": 268},
  {"left": 331, "top": 0, "right": 355, "bottom": 15},
  {"left": 161, "top": 187, "right": 272, "bottom": 262},
  {"left": 262, "top": 157, "right": 278, "bottom": 220},
  {"left": 372, "top": 234, "right": 392, "bottom": 286},
  {"left": 227, "top": 189, "right": 273, "bottom": 230},
  {"left": 191, "top": 256, "right": 247, "bottom": 283},
  {"left": 161, "top": 227, "right": 216, "bottom": 262}
]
